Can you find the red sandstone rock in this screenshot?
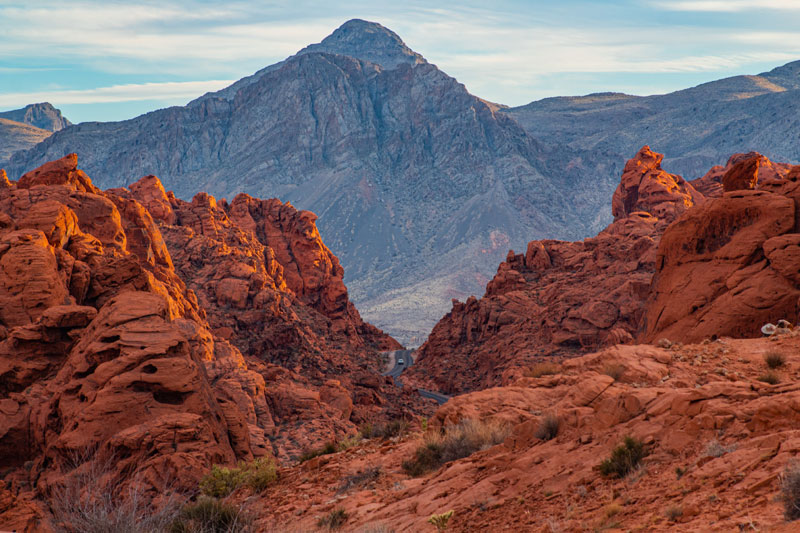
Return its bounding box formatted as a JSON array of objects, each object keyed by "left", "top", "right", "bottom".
[
  {"left": 410, "top": 147, "right": 703, "bottom": 393},
  {"left": 691, "top": 151, "right": 796, "bottom": 198}
]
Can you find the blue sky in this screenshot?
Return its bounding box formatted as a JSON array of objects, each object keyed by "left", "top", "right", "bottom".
[{"left": 2, "top": 0, "right": 800, "bottom": 123}]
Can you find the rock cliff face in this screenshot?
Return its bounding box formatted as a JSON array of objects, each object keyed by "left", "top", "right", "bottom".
[
  {"left": 0, "top": 156, "right": 417, "bottom": 531},
  {"left": 409, "top": 147, "right": 703, "bottom": 393}
]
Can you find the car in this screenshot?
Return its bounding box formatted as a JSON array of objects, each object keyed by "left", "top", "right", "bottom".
[{"left": 397, "top": 358, "right": 405, "bottom": 365}]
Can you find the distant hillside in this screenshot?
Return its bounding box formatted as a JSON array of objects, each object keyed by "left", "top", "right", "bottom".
[
  {"left": 0, "top": 118, "right": 51, "bottom": 163},
  {"left": 0, "top": 102, "right": 71, "bottom": 132}
]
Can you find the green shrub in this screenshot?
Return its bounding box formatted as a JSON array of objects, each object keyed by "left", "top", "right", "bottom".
[
  {"left": 598, "top": 436, "right": 647, "bottom": 478},
  {"left": 169, "top": 497, "right": 250, "bottom": 533},
  {"left": 317, "top": 508, "right": 348, "bottom": 530},
  {"left": 428, "top": 510, "right": 454, "bottom": 532},
  {"left": 402, "top": 419, "right": 509, "bottom": 477},
  {"left": 534, "top": 413, "right": 560, "bottom": 441},
  {"left": 199, "top": 457, "right": 278, "bottom": 497}
]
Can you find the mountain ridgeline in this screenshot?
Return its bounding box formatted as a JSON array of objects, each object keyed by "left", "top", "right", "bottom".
[{"left": 7, "top": 20, "right": 800, "bottom": 344}]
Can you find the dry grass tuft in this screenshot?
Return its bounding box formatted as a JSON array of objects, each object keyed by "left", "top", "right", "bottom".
[{"left": 524, "top": 362, "right": 561, "bottom": 378}]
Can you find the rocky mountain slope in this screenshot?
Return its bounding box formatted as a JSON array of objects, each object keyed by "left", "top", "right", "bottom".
[
  {"left": 505, "top": 60, "right": 800, "bottom": 181},
  {"left": 4, "top": 20, "right": 622, "bottom": 346},
  {"left": 410, "top": 148, "right": 800, "bottom": 394},
  {"left": 0, "top": 156, "right": 428, "bottom": 531},
  {"left": 0, "top": 103, "right": 71, "bottom": 132},
  {"left": 238, "top": 335, "right": 800, "bottom": 532},
  {"left": 0, "top": 119, "right": 51, "bottom": 163}
]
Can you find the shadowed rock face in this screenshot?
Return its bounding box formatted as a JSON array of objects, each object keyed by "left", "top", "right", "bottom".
[
  {"left": 409, "top": 146, "right": 703, "bottom": 394},
  {"left": 0, "top": 155, "right": 423, "bottom": 531}
]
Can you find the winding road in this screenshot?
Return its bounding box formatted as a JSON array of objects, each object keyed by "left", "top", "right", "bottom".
[{"left": 383, "top": 349, "right": 451, "bottom": 405}]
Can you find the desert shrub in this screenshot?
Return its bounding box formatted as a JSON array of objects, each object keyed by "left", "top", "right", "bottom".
[
  {"left": 782, "top": 462, "right": 800, "bottom": 521},
  {"left": 665, "top": 505, "right": 683, "bottom": 522},
  {"left": 524, "top": 362, "right": 560, "bottom": 378},
  {"left": 598, "top": 436, "right": 647, "bottom": 478},
  {"left": 337, "top": 435, "right": 362, "bottom": 452},
  {"left": 703, "top": 440, "right": 736, "bottom": 458},
  {"left": 764, "top": 351, "right": 786, "bottom": 369},
  {"left": 360, "top": 419, "right": 409, "bottom": 440},
  {"left": 51, "top": 450, "right": 183, "bottom": 533},
  {"left": 402, "top": 419, "right": 509, "bottom": 477},
  {"left": 428, "top": 510, "right": 454, "bottom": 532},
  {"left": 339, "top": 466, "right": 382, "bottom": 493},
  {"left": 199, "top": 458, "right": 278, "bottom": 497},
  {"left": 317, "top": 508, "right": 348, "bottom": 530},
  {"left": 534, "top": 413, "right": 560, "bottom": 441},
  {"left": 758, "top": 371, "right": 780, "bottom": 385},
  {"left": 298, "top": 441, "right": 339, "bottom": 463},
  {"left": 602, "top": 363, "right": 626, "bottom": 381},
  {"left": 358, "top": 525, "right": 395, "bottom": 533},
  {"left": 169, "top": 497, "right": 251, "bottom": 533}
]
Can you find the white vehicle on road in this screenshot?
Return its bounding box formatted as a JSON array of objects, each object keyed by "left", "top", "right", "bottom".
[{"left": 397, "top": 358, "right": 405, "bottom": 365}]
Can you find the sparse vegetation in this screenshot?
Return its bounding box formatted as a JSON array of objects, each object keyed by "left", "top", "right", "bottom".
[
  {"left": 764, "top": 351, "right": 786, "bottom": 369},
  {"left": 675, "top": 466, "right": 686, "bottom": 479},
  {"left": 169, "top": 497, "right": 252, "bottom": 533},
  {"left": 317, "top": 508, "right": 349, "bottom": 530},
  {"left": 703, "top": 439, "right": 736, "bottom": 458},
  {"left": 524, "top": 362, "right": 561, "bottom": 378},
  {"left": 298, "top": 441, "right": 339, "bottom": 463},
  {"left": 360, "top": 419, "right": 409, "bottom": 440},
  {"left": 534, "top": 413, "right": 560, "bottom": 441},
  {"left": 665, "top": 505, "right": 683, "bottom": 522},
  {"left": 758, "top": 371, "right": 780, "bottom": 385},
  {"left": 598, "top": 436, "right": 647, "bottom": 478},
  {"left": 402, "top": 419, "right": 510, "bottom": 477},
  {"left": 339, "top": 466, "right": 382, "bottom": 493},
  {"left": 428, "top": 510, "right": 454, "bottom": 532},
  {"left": 781, "top": 461, "right": 800, "bottom": 521},
  {"left": 602, "top": 363, "right": 626, "bottom": 381},
  {"left": 199, "top": 457, "right": 278, "bottom": 497}
]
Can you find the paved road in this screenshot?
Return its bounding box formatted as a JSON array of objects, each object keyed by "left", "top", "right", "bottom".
[{"left": 382, "top": 349, "right": 450, "bottom": 405}]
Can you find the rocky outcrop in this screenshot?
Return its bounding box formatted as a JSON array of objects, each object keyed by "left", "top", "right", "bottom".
[
  {"left": 409, "top": 147, "right": 702, "bottom": 393},
  {"left": 643, "top": 158, "right": 800, "bottom": 343},
  {"left": 0, "top": 156, "right": 419, "bottom": 531}
]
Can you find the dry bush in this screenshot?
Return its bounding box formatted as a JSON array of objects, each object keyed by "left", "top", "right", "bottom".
[
  {"left": 298, "top": 441, "right": 339, "bottom": 463},
  {"left": 402, "top": 419, "right": 509, "bottom": 477},
  {"left": 51, "top": 450, "right": 183, "bottom": 533},
  {"left": 169, "top": 497, "right": 252, "bottom": 533},
  {"left": 602, "top": 363, "right": 626, "bottom": 381},
  {"left": 782, "top": 462, "right": 800, "bottom": 521},
  {"left": 338, "top": 466, "right": 382, "bottom": 493},
  {"left": 764, "top": 351, "right": 786, "bottom": 369},
  {"left": 317, "top": 508, "right": 348, "bottom": 530},
  {"left": 598, "top": 436, "right": 647, "bottom": 478},
  {"left": 665, "top": 505, "right": 683, "bottom": 522},
  {"left": 534, "top": 413, "right": 560, "bottom": 441},
  {"left": 524, "top": 362, "right": 561, "bottom": 378},
  {"left": 758, "top": 371, "right": 780, "bottom": 385},
  {"left": 360, "top": 419, "right": 409, "bottom": 440},
  {"left": 199, "top": 457, "right": 277, "bottom": 497},
  {"left": 703, "top": 439, "right": 736, "bottom": 458}
]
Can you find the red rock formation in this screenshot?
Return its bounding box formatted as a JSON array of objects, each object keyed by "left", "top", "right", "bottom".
[
  {"left": 691, "top": 152, "right": 795, "bottom": 198},
  {"left": 409, "top": 147, "right": 703, "bottom": 393},
  {"left": 644, "top": 157, "right": 800, "bottom": 343},
  {"left": 0, "top": 156, "right": 417, "bottom": 531}
]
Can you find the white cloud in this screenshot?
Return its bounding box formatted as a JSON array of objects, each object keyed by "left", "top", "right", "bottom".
[
  {"left": 0, "top": 80, "right": 235, "bottom": 108},
  {"left": 653, "top": 0, "right": 800, "bottom": 11}
]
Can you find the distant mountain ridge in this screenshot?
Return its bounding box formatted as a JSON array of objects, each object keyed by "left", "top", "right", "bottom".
[{"left": 6, "top": 21, "right": 800, "bottom": 344}]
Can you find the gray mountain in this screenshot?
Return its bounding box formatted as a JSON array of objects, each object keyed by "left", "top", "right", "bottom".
[
  {"left": 5, "top": 20, "right": 618, "bottom": 345},
  {"left": 7, "top": 21, "right": 800, "bottom": 345},
  {"left": 504, "top": 61, "right": 800, "bottom": 179},
  {"left": 0, "top": 102, "right": 71, "bottom": 132}
]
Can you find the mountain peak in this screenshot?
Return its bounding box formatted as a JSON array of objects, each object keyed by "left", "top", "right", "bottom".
[
  {"left": 298, "top": 19, "right": 425, "bottom": 69},
  {"left": 0, "top": 102, "right": 71, "bottom": 132}
]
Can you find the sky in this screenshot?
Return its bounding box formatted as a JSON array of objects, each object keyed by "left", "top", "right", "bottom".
[{"left": 2, "top": 0, "right": 800, "bottom": 123}]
